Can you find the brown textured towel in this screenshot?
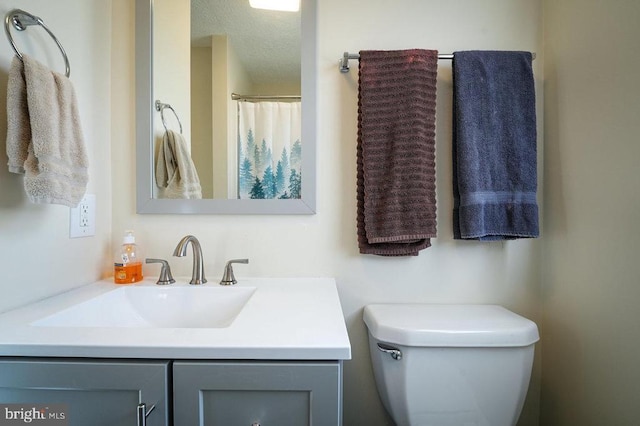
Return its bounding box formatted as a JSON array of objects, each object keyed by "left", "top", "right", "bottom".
[{"left": 356, "top": 49, "right": 438, "bottom": 256}]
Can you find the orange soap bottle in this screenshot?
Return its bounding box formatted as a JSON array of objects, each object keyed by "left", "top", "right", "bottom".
[{"left": 114, "top": 230, "right": 143, "bottom": 284}]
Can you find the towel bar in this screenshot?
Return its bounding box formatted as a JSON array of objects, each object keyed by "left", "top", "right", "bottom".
[
  {"left": 231, "top": 92, "right": 301, "bottom": 101},
  {"left": 4, "top": 9, "right": 71, "bottom": 77},
  {"left": 339, "top": 51, "right": 535, "bottom": 73}
]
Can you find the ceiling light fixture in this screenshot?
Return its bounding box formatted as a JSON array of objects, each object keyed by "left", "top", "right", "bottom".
[{"left": 249, "top": 0, "right": 300, "bottom": 12}]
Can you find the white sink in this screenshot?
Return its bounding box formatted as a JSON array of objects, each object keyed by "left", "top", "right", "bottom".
[
  {"left": 0, "top": 278, "right": 351, "bottom": 359},
  {"left": 31, "top": 285, "right": 256, "bottom": 329}
]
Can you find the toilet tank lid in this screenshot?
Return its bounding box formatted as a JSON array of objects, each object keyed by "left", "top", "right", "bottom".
[{"left": 363, "top": 304, "right": 539, "bottom": 347}]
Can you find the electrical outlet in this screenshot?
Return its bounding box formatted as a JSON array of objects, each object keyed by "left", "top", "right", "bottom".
[{"left": 70, "top": 194, "right": 96, "bottom": 238}]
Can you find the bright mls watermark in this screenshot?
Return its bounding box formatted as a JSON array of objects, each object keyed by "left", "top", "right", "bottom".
[{"left": 0, "top": 405, "right": 67, "bottom": 425}]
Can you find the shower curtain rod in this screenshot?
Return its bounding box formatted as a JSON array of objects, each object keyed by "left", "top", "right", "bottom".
[
  {"left": 339, "top": 51, "right": 536, "bottom": 73},
  {"left": 231, "top": 93, "right": 301, "bottom": 101}
]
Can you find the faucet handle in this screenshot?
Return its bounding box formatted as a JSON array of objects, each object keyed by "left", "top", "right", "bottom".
[
  {"left": 145, "top": 258, "right": 176, "bottom": 285},
  {"left": 220, "top": 259, "right": 249, "bottom": 285}
]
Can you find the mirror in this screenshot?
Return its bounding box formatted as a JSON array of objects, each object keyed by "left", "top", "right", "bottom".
[{"left": 135, "top": 0, "right": 316, "bottom": 214}]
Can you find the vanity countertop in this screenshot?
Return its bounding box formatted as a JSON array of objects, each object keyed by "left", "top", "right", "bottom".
[{"left": 0, "top": 278, "right": 351, "bottom": 360}]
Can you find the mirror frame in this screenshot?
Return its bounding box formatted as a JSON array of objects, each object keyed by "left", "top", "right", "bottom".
[{"left": 135, "top": 0, "right": 317, "bottom": 214}]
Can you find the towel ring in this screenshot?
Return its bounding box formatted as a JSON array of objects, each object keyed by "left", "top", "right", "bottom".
[
  {"left": 155, "top": 100, "right": 183, "bottom": 134},
  {"left": 4, "top": 9, "right": 71, "bottom": 77}
]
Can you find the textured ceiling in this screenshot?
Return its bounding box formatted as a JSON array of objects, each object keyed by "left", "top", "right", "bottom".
[{"left": 191, "top": 0, "right": 301, "bottom": 87}]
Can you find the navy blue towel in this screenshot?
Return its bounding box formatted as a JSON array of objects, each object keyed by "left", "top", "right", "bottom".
[{"left": 452, "top": 50, "right": 539, "bottom": 240}]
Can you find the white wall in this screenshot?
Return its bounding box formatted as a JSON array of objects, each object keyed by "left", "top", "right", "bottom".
[
  {"left": 540, "top": 0, "right": 640, "bottom": 424},
  {"left": 0, "top": 0, "right": 112, "bottom": 313},
  {"left": 113, "top": 0, "right": 544, "bottom": 424}
]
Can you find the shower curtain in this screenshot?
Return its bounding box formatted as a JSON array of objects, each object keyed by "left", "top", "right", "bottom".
[{"left": 237, "top": 101, "right": 302, "bottom": 199}]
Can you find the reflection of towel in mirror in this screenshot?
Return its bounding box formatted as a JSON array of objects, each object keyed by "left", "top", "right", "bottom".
[
  {"left": 155, "top": 129, "right": 202, "bottom": 199},
  {"left": 6, "top": 55, "right": 88, "bottom": 207}
]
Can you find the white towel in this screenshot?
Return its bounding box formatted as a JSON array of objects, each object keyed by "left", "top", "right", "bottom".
[
  {"left": 155, "top": 129, "right": 202, "bottom": 199},
  {"left": 6, "top": 55, "right": 88, "bottom": 207}
]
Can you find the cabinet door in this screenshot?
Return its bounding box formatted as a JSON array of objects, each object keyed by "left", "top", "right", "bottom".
[
  {"left": 174, "top": 361, "right": 343, "bottom": 426},
  {"left": 0, "top": 358, "right": 169, "bottom": 426}
]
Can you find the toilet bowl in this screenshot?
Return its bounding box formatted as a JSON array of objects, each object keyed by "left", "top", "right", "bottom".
[{"left": 363, "top": 304, "right": 539, "bottom": 426}]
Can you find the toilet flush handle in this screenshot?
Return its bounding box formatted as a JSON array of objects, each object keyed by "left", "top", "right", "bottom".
[{"left": 377, "top": 343, "right": 402, "bottom": 361}]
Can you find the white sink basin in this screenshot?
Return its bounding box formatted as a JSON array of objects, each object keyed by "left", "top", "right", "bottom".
[
  {"left": 0, "top": 278, "right": 351, "bottom": 360},
  {"left": 31, "top": 285, "right": 256, "bottom": 328}
]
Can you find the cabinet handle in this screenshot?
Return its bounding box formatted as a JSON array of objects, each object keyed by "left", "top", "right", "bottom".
[{"left": 137, "top": 403, "right": 156, "bottom": 426}]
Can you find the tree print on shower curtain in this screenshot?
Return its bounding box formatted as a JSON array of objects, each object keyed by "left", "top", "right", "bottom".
[{"left": 237, "top": 101, "right": 302, "bottom": 199}]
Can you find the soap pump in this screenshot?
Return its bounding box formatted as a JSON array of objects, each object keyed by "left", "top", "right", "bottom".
[{"left": 114, "top": 230, "right": 143, "bottom": 284}]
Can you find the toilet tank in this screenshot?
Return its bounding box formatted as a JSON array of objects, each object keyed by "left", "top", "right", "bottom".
[{"left": 363, "top": 304, "right": 539, "bottom": 426}]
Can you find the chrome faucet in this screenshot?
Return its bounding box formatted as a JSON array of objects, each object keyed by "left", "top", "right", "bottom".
[{"left": 173, "top": 235, "right": 207, "bottom": 284}]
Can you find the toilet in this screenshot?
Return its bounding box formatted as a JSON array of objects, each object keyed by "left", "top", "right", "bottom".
[{"left": 363, "top": 304, "right": 539, "bottom": 426}]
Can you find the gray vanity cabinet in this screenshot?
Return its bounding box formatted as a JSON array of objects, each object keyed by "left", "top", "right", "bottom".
[
  {"left": 0, "top": 358, "right": 170, "bottom": 426},
  {"left": 0, "top": 359, "right": 343, "bottom": 426},
  {"left": 173, "top": 361, "right": 343, "bottom": 426}
]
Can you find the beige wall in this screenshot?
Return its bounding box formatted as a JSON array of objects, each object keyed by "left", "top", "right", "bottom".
[
  {"left": 113, "top": 0, "right": 543, "bottom": 424},
  {"left": 190, "top": 46, "right": 213, "bottom": 198},
  {"left": 153, "top": 0, "right": 190, "bottom": 148},
  {"left": 3, "top": 0, "right": 640, "bottom": 424},
  {"left": 0, "top": 0, "right": 112, "bottom": 313},
  {"left": 192, "top": 35, "right": 256, "bottom": 199},
  {"left": 225, "top": 37, "right": 255, "bottom": 197},
  {"left": 540, "top": 0, "right": 640, "bottom": 424},
  {"left": 0, "top": 0, "right": 548, "bottom": 424}
]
